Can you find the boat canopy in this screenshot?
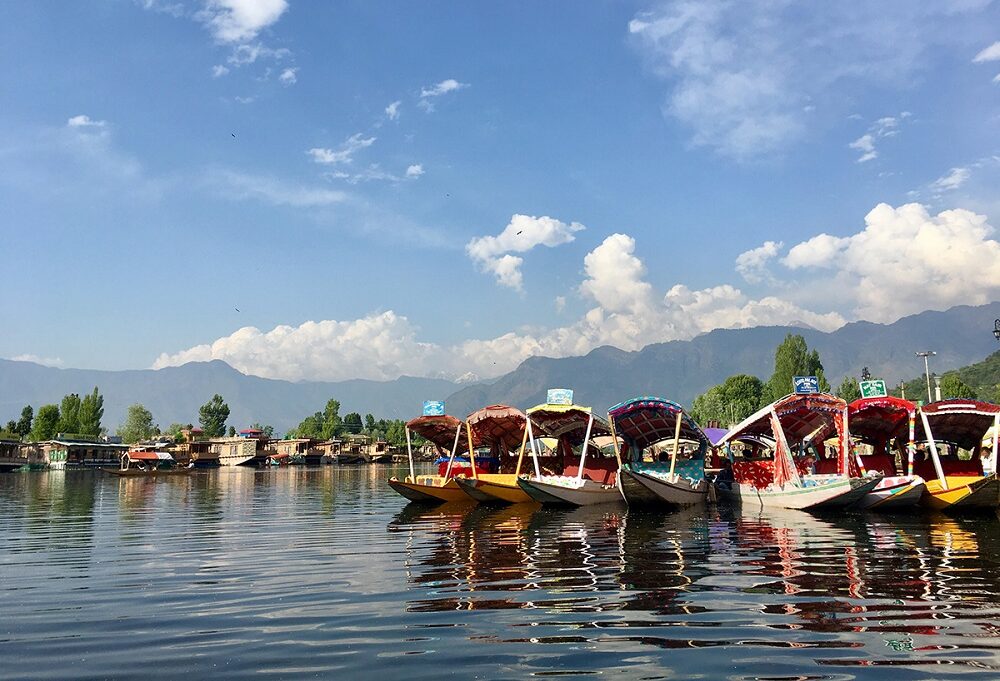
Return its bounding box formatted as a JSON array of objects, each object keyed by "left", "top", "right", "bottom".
[
  {"left": 915, "top": 399, "right": 1000, "bottom": 450},
  {"left": 526, "top": 403, "right": 611, "bottom": 444},
  {"left": 466, "top": 404, "right": 526, "bottom": 452},
  {"left": 608, "top": 396, "right": 709, "bottom": 451},
  {"left": 126, "top": 451, "right": 173, "bottom": 461},
  {"left": 848, "top": 396, "right": 915, "bottom": 445},
  {"left": 406, "top": 414, "right": 471, "bottom": 454},
  {"left": 720, "top": 393, "right": 848, "bottom": 447}
]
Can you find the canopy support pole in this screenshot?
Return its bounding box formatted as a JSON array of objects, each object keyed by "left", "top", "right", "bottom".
[
  {"left": 466, "top": 421, "right": 478, "bottom": 480},
  {"left": 906, "top": 411, "right": 916, "bottom": 477},
  {"left": 668, "top": 410, "right": 682, "bottom": 478},
  {"left": 919, "top": 409, "right": 947, "bottom": 489},
  {"left": 443, "top": 422, "right": 462, "bottom": 480},
  {"left": 514, "top": 424, "right": 530, "bottom": 477},
  {"left": 526, "top": 418, "right": 542, "bottom": 479},
  {"left": 991, "top": 414, "right": 999, "bottom": 477},
  {"left": 576, "top": 413, "right": 595, "bottom": 483},
  {"left": 405, "top": 426, "right": 416, "bottom": 482}
]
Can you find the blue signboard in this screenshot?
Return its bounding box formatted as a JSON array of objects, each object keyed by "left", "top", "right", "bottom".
[
  {"left": 547, "top": 388, "right": 574, "bottom": 405},
  {"left": 422, "top": 400, "right": 445, "bottom": 416},
  {"left": 792, "top": 376, "right": 820, "bottom": 394}
]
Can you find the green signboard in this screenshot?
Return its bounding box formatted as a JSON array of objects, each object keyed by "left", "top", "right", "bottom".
[{"left": 860, "top": 379, "right": 888, "bottom": 398}]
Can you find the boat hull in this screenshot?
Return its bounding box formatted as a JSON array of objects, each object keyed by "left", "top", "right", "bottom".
[
  {"left": 717, "top": 476, "right": 872, "bottom": 511},
  {"left": 516, "top": 476, "right": 624, "bottom": 506},
  {"left": 101, "top": 468, "right": 194, "bottom": 477},
  {"left": 855, "top": 475, "right": 925, "bottom": 511},
  {"left": 624, "top": 469, "right": 707, "bottom": 507},
  {"left": 922, "top": 474, "right": 1000, "bottom": 512},
  {"left": 388, "top": 477, "right": 470, "bottom": 503},
  {"left": 618, "top": 468, "right": 662, "bottom": 505},
  {"left": 454, "top": 474, "right": 533, "bottom": 503}
]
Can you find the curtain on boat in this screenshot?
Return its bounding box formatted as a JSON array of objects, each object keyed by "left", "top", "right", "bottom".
[{"left": 770, "top": 410, "right": 801, "bottom": 488}]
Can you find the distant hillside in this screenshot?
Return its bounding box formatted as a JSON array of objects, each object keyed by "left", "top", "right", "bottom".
[
  {"left": 444, "top": 302, "right": 1000, "bottom": 415},
  {"left": 0, "top": 359, "right": 459, "bottom": 434}
]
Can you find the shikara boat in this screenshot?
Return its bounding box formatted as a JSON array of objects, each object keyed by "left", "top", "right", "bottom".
[
  {"left": 388, "top": 413, "right": 480, "bottom": 503},
  {"left": 847, "top": 396, "right": 926, "bottom": 510},
  {"left": 716, "top": 393, "right": 881, "bottom": 511},
  {"left": 516, "top": 401, "right": 623, "bottom": 506},
  {"left": 608, "top": 396, "right": 711, "bottom": 507},
  {"left": 453, "top": 404, "right": 531, "bottom": 503},
  {"left": 102, "top": 450, "right": 193, "bottom": 476},
  {"left": 912, "top": 399, "right": 1000, "bottom": 512}
]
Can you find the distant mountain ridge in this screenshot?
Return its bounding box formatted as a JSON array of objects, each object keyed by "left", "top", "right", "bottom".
[{"left": 3, "top": 302, "right": 1000, "bottom": 433}]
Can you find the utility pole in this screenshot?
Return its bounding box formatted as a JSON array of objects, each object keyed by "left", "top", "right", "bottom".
[{"left": 916, "top": 351, "right": 936, "bottom": 403}]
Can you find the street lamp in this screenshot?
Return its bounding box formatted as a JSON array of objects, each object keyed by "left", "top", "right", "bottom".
[
  {"left": 861, "top": 367, "right": 871, "bottom": 382},
  {"left": 916, "top": 351, "right": 936, "bottom": 403}
]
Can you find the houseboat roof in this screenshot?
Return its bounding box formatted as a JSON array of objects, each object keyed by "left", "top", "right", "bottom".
[
  {"left": 608, "top": 396, "right": 708, "bottom": 451},
  {"left": 47, "top": 439, "right": 130, "bottom": 449}
]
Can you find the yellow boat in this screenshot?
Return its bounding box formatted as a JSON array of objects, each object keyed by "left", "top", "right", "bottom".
[
  {"left": 914, "top": 399, "right": 1000, "bottom": 512},
  {"left": 388, "top": 410, "right": 485, "bottom": 503},
  {"left": 453, "top": 404, "right": 532, "bottom": 503}
]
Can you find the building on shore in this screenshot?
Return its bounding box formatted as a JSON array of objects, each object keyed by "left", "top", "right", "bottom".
[
  {"left": 272, "top": 438, "right": 322, "bottom": 465},
  {"left": 1, "top": 438, "right": 28, "bottom": 472},
  {"left": 40, "top": 436, "right": 129, "bottom": 468}
]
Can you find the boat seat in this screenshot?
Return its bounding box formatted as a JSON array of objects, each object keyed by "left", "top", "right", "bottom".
[
  {"left": 914, "top": 458, "right": 984, "bottom": 481},
  {"left": 733, "top": 460, "right": 774, "bottom": 489},
  {"left": 859, "top": 454, "right": 897, "bottom": 476}
]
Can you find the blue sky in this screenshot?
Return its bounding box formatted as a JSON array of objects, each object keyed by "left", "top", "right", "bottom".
[{"left": 2, "top": 1, "right": 999, "bottom": 382}]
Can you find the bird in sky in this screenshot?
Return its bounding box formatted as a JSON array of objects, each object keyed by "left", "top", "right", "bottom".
[
  {"left": 231, "top": 133, "right": 236, "bottom": 138},
  {"left": 235, "top": 307, "right": 240, "bottom": 312}
]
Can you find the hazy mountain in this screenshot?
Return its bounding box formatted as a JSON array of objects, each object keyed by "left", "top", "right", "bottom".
[
  {"left": 5, "top": 302, "right": 1000, "bottom": 433},
  {"left": 444, "top": 302, "right": 1000, "bottom": 416},
  {"left": 0, "top": 359, "right": 458, "bottom": 434}
]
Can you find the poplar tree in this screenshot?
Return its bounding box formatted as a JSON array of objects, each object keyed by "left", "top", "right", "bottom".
[
  {"left": 198, "top": 394, "right": 230, "bottom": 437},
  {"left": 78, "top": 387, "right": 104, "bottom": 437}
]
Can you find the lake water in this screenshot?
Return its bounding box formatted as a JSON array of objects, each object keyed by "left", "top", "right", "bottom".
[{"left": 2, "top": 466, "right": 1000, "bottom": 680}]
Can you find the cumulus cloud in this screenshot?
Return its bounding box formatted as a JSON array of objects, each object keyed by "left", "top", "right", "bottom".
[
  {"left": 467, "top": 215, "right": 585, "bottom": 291},
  {"left": 418, "top": 78, "right": 469, "bottom": 111},
  {"left": 198, "top": 0, "right": 288, "bottom": 44},
  {"left": 735, "top": 240, "right": 783, "bottom": 283},
  {"left": 385, "top": 100, "right": 401, "bottom": 120},
  {"left": 782, "top": 203, "right": 1000, "bottom": 322},
  {"left": 278, "top": 67, "right": 297, "bottom": 85},
  {"left": 307, "top": 133, "right": 376, "bottom": 165},
  {"left": 405, "top": 164, "right": 424, "bottom": 178},
  {"left": 67, "top": 115, "right": 106, "bottom": 128},
  {"left": 627, "top": 2, "right": 972, "bottom": 158}
]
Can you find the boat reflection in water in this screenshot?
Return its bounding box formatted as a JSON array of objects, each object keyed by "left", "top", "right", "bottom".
[{"left": 389, "top": 502, "right": 1000, "bottom": 675}]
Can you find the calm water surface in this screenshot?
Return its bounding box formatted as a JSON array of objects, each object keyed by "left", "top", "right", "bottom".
[{"left": 2, "top": 466, "right": 1000, "bottom": 680}]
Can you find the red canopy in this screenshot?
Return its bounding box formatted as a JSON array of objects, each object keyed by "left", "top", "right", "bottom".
[
  {"left": 405, "top": 414, "right": 471, "bottom": 453},
  {"left": 848, "top": 396, "right": 915, "bottom": 445},
  {"left": 127, "top": 451, "right": 161, "bottom": 461},
  {"left": 916, "top": 399, "right": 1000, "bottom": 450},
  {"left": 466, "top": 404, "right": 526, "bottom": 452}
]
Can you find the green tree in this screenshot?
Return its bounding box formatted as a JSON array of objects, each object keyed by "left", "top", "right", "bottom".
[
  {"left": 57, "top": 393, "right": 82, "bottom": 434},
  {"left": 227, "top": 425, "right": 236, "bottom": 437},
  {"left": 690, "top": 384, "right": 726, "bottom": 426},
  {"left": 836, "top": 376, "right": 862, "bottom": 402},
  {"left": 343, "top": 412, "right": 363, "bottom": 434},
  {"left": 198, "top": 394, "right": 230, "bottom": 437},
  {"left": 385, "top": 419, "right": 409, "bottom": 446},
  {"left": 321, "top": 399, "right": 342, "bottom": 440},
  {"left": 15, "top": 405, "right": 33, "bottom": 437},
  {"left": 293, "top": 412, "right": 324, "bottom": 439},
  {"left": 763, "top": 334, "right": 831, "bottom": 402},
  {"left": 719, "top": 374, "right": 764, "bottom": 423},
  {"left": 939, "top": 374, "right": 977, "bottom": 400},
  {"left": 364, "top": 413, "right": 376, "bottom": 433},
  {"left": 78, "top": 387, "right": 104, "bottom": 437},
  {"left": 3, "top": 420, "right": 16, "bottom": 435},
  {"left": 164, "top": 423, "right": 186, "bottom": 443},
  {"left": 118, "top": 403, "right": 156, "bottom": 444},
  {"left": 31, "top": 404, "right": 61, "bottom": 441}
]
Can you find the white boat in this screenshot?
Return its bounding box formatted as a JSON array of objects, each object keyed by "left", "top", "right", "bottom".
[
  {"left": 607, "top": 396, "right": 712, "bottom": 507},
  {"left": 716, "top": 393, "right": 881, "bottom": 511},
  {"left": 846, "top": 395, "right": 926, "bottom": 510},
  {"left": 515, "top": 396, "right": 623, "bottom": 506}
]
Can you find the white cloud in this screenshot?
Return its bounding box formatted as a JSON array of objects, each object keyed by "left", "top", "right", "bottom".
[
  {"left": 198, "top": 0, "right": 288, "bottom": 44},
  {"left": 67, "top": 115, "right": 106, "bottom": 128},
  {"left": 735, "top": 240, "right": 783, "bottom": 283},
  {"left": 847, "top": 112, "right": 911, "bottom": 162},
  {"left": 227, "top": 42, "right": 290, "bottom": 66},
  {"left": 405, "top": 164, "right": 424, "bottom": 178},
  {"left": 973, "top": 41, "right": 1000, "bottom": 62},
  {"left": 324, "top": 164, "right": 408, "bottom": 185},
  {"left": 579, "top": 234, "right": 653, "bottom": 313},
  {"left": 466, "top": 214, "right": 585, "bottom": 291},
  {"left": 554, "top": 296, "right": 567, "bottom": 313},
  {"left": 385, "top": 100, "right": 401, "bottom": 120},
  {"left": 627, "top": 3, "right": 972, "bottom": 158},
  {"left": 418, "top": 78, "right": 469, "bottom": 111},
  {"left": 7, "top": 354, "right": 65, "bottom": 368},
  {"left": 212, "top": 64, "right": 230, "bottom": 78},
  {"left": 782, "top": 203, "right": 1000, "bottom": 322},
  {"left": 278, "top": 67, "right": 297, "bottom": 85},
  {"left": 207, "top": 168, "right": 347, "bottom": 207},
  {"left": 930, "top": 166, "right": 971, "bottom": 192},
  {"left": 307, "top": 133, "right": 376, "bottom": 165}
]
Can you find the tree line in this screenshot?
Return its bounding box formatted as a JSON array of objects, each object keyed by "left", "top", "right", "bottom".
[
  {"left": 2, "top": 387, "right": 104, "bottom": 442},
  {"left": 285, "top": 398, "right": 412, "bottom": 446}
]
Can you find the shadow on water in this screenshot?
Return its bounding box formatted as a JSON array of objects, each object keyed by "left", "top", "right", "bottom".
[{"left": 2, "top": 466, "right": 1000, "bottom": 680}]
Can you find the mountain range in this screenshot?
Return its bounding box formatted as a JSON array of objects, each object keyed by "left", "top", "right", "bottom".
[{"left": 3, "top": 302, "right": 1000, "bottom": 434}]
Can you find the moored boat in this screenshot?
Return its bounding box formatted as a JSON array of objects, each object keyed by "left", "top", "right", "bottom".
[
  {"left": 102, "top": 450, "right": 193, "bottom": 476},
  {"left": 912, "top": 399, "right": 1000, "bottom": 512},
  {"left": 607, "top": 397, "right": 711, "bottom": 507},
  {"left": 516, "top": 396, "right": 623, "bottom": 506},
  {"left": 847, "top": 396, "right": 926, "bottom": 510},
  {"left": 388, "top": 408, "right": 482, "bottom": 503},
  {"left": 452, "top": 404, "right": 531, "bottom": 503},
  {"left": 716, "top": 393, "right": 881, "bottom": 511}
]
